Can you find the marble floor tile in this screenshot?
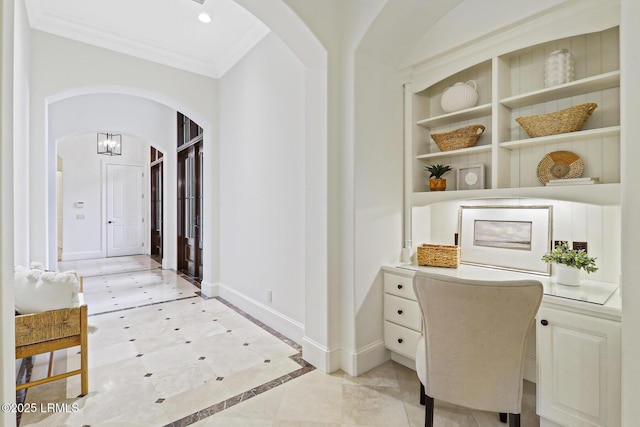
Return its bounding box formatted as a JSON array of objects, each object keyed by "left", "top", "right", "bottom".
[
  {"left": 18, "top": 256, "right": 311, "bottom": 427},
  {"left": 18, "top": 255, "right": 540, "bottom": 427}
]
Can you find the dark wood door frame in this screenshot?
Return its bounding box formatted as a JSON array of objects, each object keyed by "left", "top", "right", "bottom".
[
  {"left": 150, "top": 159, "right": 163, "bottom": 262},
  {"left": 177, "top": 138, "right": 203, "bottom": 280}
]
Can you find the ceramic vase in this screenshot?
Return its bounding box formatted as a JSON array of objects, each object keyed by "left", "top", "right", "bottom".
[
  {"left": 440, "top": 81, "right": 479, "bottom": 113},
  {"left": 556, "top": 264, "right": 581, "bottom": 286},
  {"left": 544, "top": 49, "right": 574, "bottom": 87}
]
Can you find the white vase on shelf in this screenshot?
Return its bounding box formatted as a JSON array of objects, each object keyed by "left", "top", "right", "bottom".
[
  {"left": 544, "top": 49, "right": 574, "bottom": 87},
  {"left": 556, "top": 264, "right": 581, "bottom": 286},
  {"left": 440, "top": 81, "right": 478, "bottom": 113}
]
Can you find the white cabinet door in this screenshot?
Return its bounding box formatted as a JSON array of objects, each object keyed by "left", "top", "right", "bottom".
[{"left": 537, "top": 306, "right": 621, "bottom": 427}]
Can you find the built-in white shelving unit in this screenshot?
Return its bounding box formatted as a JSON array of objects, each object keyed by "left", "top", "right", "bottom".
[
  {"left": 398, "top": 21, "right": 623, "bottom": 427},
  {"left": 409, "top": 27, "right": 621, "bottom": 202}
]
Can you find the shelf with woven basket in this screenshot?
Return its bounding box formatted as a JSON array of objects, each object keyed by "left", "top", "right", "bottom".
[
  {"left": 415, "top": 144, "right": 491, "bottom": 161},
  {"left": 499, "top": 70, "right": 620, "bottom": 109},
  {"left": 499, "top": 126, "right": 621, "bottom": 150},
  {"left": 408, "top": 26, "right": 621, "bottom": 196},
  {"left": 416, "top": 103, "right": 492, "bottom": 128}
]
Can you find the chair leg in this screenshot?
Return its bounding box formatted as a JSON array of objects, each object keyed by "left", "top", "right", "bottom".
[
  {"left": 499, "top": 412, "right": 507, "bottom": 423},
  {"left": 509, "top": 413, "right": 521, "bottom": 427},
  {"left": 79, "top": 305, "right": 89, "bottom": 397},
  {"left": 47, "top": 351, "right": 55, "bottom": 377},
  {"left": 420, "top": 382, "right": 425, "bottom": 405},
  {"left": 425, "top": 395, "right": 434, "bottom": 427}
]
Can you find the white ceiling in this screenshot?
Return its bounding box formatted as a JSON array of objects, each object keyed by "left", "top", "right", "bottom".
[{"left": 24, "top": 0, "right": 271, "bottom": 79}]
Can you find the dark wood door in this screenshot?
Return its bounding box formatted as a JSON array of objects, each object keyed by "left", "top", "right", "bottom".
[
  {"left": 150, "top": 161, "right": 163, "bottom": 260},
  {"left": 177, "top": 140, "right": 203, "bottom": 279}
]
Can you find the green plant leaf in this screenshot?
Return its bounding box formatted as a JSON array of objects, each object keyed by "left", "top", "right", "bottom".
[{"left": 541, "top": 242, "right": 598, "bottom": 273}]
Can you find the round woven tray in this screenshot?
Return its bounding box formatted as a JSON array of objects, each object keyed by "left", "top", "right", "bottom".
[{"left": 537, "top": 151, "right": 584, "bottom": 184}]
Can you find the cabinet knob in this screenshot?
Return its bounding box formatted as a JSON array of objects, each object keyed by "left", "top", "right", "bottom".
[
  {"left": 541, "top": 319, "right": 549, "bottom": 326},
  {"left": 397, "top": 309, "right": 403, "bottom": 315},
  {"left": 397, "top": 338, "right": 403, "bottom": 344},
  {"left": 397, "top": 284, "right": 403, "bottom": 290}
]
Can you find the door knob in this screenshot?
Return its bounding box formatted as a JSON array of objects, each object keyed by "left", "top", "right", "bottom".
[
  {"left": 540, "top": 319, "right": 549, "bottom": 326},
  {"left": 108, "top": 221, "right": 114, "bottom": 224}
]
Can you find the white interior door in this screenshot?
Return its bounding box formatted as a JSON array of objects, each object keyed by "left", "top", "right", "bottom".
[{"left": 107, "top": 164, "right": 144, "bottom": 257}]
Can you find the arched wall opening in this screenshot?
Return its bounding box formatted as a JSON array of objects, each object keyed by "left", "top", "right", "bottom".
[
  {"left": 28, "top": 0, "right": 332, "bottom": 371},
  {"left": 46, "top": 90, "right": 204, "bottom": 275}
]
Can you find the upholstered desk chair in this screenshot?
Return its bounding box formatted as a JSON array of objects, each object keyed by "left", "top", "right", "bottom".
[{"left": 413, "top": 271, "right": 542, "bottom": 427}]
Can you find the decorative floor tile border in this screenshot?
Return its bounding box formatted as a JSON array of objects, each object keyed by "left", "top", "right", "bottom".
[
  {"left": 16, "top": 269, "right": 316, "bottom": 426},
  {"left": 163, "top": 354, "right": 315, "bottom": 427},
  {"left": 159, "top": 296, "right": 315, "bottom": 426}
]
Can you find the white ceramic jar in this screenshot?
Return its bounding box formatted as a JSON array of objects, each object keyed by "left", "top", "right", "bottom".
[
  {"left": 440, "top": 81, "right": 478, "bottom": 113},
  {"left": 544, "top": 49, "right": 574, "bottom": 87}
]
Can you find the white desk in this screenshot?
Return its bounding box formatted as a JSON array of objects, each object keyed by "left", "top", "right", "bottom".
[{"left": 382, "top": 263, "right": 621, "bottom": 427}]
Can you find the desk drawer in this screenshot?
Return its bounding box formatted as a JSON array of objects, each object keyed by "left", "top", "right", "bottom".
[
  {"left": 384, "top": 321, "right": 421, "bottom": 360},
  {"left": 383, "top": 272, "right": 416, "bottom": 300},
  {"left": 384, "top": 294, "right": 421, "bottom": 331}
]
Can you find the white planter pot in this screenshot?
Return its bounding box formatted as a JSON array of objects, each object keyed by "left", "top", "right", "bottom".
[{"left": 556, "top": 264, "right": 581, "bottom": 286}]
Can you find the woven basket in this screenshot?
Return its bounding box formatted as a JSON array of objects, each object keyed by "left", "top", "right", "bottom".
[
  {"left": 417, "top": 244, "right": 460, "bottom": 268},
  {"left": 431, "top": 124, "right": 485, "bottom": 152},
  {"left": 516, "top": 103, "right": 597, "bottom": 138}
]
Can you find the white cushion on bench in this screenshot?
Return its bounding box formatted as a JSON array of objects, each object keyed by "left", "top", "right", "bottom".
[{"left": 14, "top": 265, "right": 81, "bottom": 314}]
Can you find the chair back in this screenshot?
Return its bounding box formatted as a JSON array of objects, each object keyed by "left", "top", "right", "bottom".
[{"left": 413, "top": 271, "right": 542, "bottom": 414}]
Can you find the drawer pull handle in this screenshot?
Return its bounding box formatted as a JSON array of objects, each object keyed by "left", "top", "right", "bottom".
[
  {"left": 541, "top": 319, "right": 549, "bottom": 326},
  {"left": 397, "top": 309, "right": 403, "bottom": 315},
  {"left": 397, "top": 284, "right": 403, "bottom": 290},
  {"left": 397, "top": 338, "right": 403, "bottom": 344}
]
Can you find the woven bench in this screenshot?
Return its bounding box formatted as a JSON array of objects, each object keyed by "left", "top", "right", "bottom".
[{"left": 15, "top": 295, "right": 88, "bottom": 396}]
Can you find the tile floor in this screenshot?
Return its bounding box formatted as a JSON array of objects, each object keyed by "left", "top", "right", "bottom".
[{"left": 17, "top": 256, "right": 539, "bottom": 426}]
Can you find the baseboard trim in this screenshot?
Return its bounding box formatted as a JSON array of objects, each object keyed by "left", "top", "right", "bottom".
[
  {"left": 301, "top": 338, "right": 390, "bottom": 376},
  {"left": 524, "top": 355, "right": 536, "bottom": 383},
  {"left": 61, "top": 250, "right": 103, "bottom": 261},
  {"left": 390, "top": 352, "right": 416, "bottom": 371},
  {"left": 161, "top": 258, "right": 177, "bottom": 270},
  {"left": 301, "top": 336, "right": 339, "bottom": 374},
  {"left": 340, "top": 340, "right": 389, "bottom": 377},
  {"left": 200, "top": 281, "right": 219, "bottom": 298},
  {"left": 217, "top": 283, "right": 304, "bottom": 346}
]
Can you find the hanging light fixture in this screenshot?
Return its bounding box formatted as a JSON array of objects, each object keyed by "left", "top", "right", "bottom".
[{"left": 97, "top": 132, "right": 122, "bottom": 156}]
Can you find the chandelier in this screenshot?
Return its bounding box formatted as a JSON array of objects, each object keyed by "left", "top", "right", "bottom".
[{"left": 97, "top": 133, "right": 122, "bottom": 156}]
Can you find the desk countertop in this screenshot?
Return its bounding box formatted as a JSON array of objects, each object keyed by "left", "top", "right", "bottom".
[{"left": 383, "top": 263, "right": 621, "bottom": 320}]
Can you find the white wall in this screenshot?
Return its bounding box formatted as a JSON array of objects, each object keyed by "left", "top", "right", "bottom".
[
  {"left": 48, "top": 93, "right": 176, "bottom": 265},
  {"left": 219, "top": 32, "right": 306, "bottom": 336},
  {"left": 27, "top": 31, "right": 217, "bottom": 275},
  {"left": 620, "top": 0, "right": 640, "bottom": 423},
  {"left": 57, "top": 133, "right": 148, "bottom": 261},
  {"left": 353, "top": 50, "right": 404, "bottom": 370},
  {"left": 0, "top": 0, "right": 18, "bottom": 423},
  {"left": 414, "top": 199, "right": 621, "bottom": 283}
]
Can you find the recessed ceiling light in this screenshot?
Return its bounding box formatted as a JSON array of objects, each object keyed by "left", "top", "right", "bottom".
[{"left": 198, "top": 12, "right": 211, "bottom": 23}]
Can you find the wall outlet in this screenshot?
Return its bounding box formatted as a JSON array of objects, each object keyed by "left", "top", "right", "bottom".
[
  {"left": 554, "top": 240, "right": 568, "bottom": 248},
  {"left": 573, "top": 241, "right": 588, "bottom": 252},
  {"left": 267, "top": 289, "right": 272, "bottom": 303}
]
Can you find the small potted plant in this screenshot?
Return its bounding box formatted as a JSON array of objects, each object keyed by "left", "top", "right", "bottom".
[
  {"left": 541, "top": 242, "right": 598, "bottom": 286},
  {"left": 425, "top": 164, "right": 452, "bottom": 191}
]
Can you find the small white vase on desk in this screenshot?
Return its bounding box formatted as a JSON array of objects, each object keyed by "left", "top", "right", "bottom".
[{"left": 556, "top": 264, "right": 581, "bottom": 286}]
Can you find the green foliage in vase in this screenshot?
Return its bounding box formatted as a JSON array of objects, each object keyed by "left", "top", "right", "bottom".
[
  {"left": 425, "top": 164, "right": 452, "bottom": 179},
  {"left": 541, "top": 242, "right": 598, "bottom": 273}
]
